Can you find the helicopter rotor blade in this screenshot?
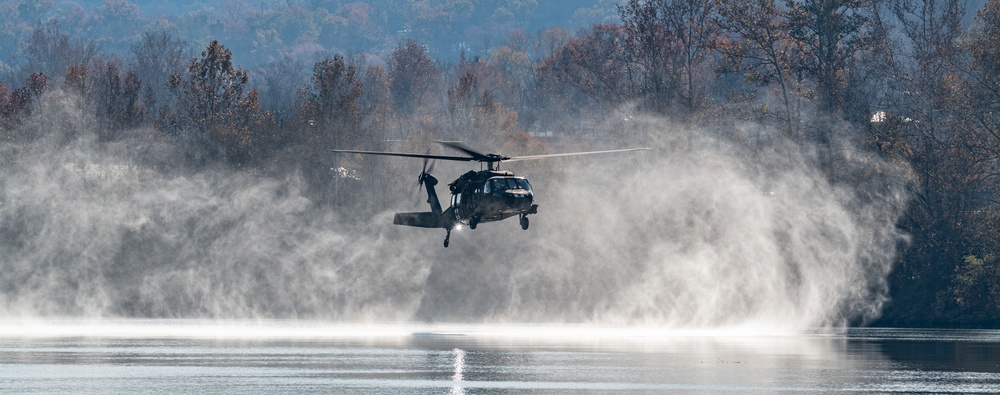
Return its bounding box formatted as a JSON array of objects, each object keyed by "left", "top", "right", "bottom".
[
  {"left": 332, "top": 149, "right": 475, "bottom": 162},
  {"left": 334, "top": 145, "right": 650, "bottom": 168},
  {"left": 437, "top": 141, "right": 513, "bottom": 162},
  {"left": 436, "top": 141, "right": 487, "bottom": 161},
  {"left": 505, "top": 147, "right": 651, "bottom": 162}
]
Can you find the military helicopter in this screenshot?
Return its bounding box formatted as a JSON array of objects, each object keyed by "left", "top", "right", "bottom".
[{"left": 333, "top": 141, "right": 648, "bottom": 247}]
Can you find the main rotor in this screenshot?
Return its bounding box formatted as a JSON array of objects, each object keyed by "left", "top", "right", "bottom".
[{"left": 332, "top": 141, "right": 649, "bottom": 171}]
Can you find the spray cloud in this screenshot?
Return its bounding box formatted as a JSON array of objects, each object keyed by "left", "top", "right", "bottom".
[{"left": 0, "top": 92, "right": 910, "bottom": 330}]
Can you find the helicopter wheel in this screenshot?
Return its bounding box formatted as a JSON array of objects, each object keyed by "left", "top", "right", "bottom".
[
  {"left": 520, "top": 215, "right": 529, "bottom": 230},
  {"left": 444, "top": 229, "right": 451, "bottom": 248},
  {"left": 469, "top": 216, "right": 479, "bottom": 229}
]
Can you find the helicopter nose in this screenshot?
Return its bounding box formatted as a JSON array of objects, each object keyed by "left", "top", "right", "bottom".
[{"left": 504, "top": 190, "right": 533, "bottom": 209}]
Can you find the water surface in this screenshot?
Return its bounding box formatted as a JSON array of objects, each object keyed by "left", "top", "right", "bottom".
[{"left": 1, "top": 320, "right": 998, "bottom": 394}]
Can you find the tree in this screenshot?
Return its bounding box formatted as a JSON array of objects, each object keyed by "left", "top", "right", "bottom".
[
  {"left": 89, "top": 59, "right": 145, "bottom": 138},
  {"left": 169, "top": 40, "right": 270, "bottom": 167},
  {"left": 490, "top": 44, "right": 534, "bottom": 109},
  {"left": 355, "top": 63, "right": 396, "bottom": 211},
  {"left": 90, "top": 0, "right": 144, "bottom": 53},
  {"left": 786, "top": 0, "right": 878, "bottom": 115},
  {"left": 0, "top": 73, "right": 48, "bottom": 141},
  {"left": 783, "top": 0, "right": 879, "bottom": 173},
  {"left": 298, "top": 54, "right": 365, "bottom": 205},
  {"left": 869, "top": 0, "right": 1000, "bottom": 326},
  {"left": 446, "top": 67, "right": 521, "bottom": 148},
  {"left": 950, "top": 254, "right": 1000, "bottom": 325},
  {"left": 388, "top": 39, "right": 438, "bottom": 116},
  {"left": 535, "top": 24, "right": 636, "bottom": 125},
  {"left": 934, "top": 0, "right": 1000, "bottom": 324},
  {"left": 21, "top": 20, "right": 97, "bottom": 83},
  {"left": 714, "top": 0, "right": 804, "bottom": 137},
  {"left": 252, "top": 54, "right": 307, "bottom": 128},
  {"left": 618, "top": 0, "right": 715, "bottom": 115},
  {"left": 357, "top": 62, "right": 392, "bottom": 148},
  {"left": 301, "top": 54, "right": 364, "bottom": 147},
  {"left": 130, "top": 29, "right": 188, "bottom": 111},
  {"left": 535, "top": 27, "right": 571, "bottom": 61},
  {"left": 618, "top": 0, "right": 679, "bottom": 113},
  {"left": 968, "top": 0, "right": 1000, "bottom": 161}
]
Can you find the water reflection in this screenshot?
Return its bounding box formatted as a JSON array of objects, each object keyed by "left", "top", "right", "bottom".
[
  {"left": 848, "top": 328, "right": 1000, "bottom": 374},
  {"left": 450, "top": 348, "right": 465, "bottom": 394}
]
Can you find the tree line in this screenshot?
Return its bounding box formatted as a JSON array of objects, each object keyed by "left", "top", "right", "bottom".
[{"left": 1, "top": 0, "right": 999, "bottom": 327}]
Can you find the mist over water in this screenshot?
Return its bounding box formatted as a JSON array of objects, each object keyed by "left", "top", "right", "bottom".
[{"left": 0, "top": 93, "right": 910, "bottom": 330}]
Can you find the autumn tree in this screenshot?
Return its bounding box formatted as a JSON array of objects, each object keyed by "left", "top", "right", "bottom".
[
  {"left": 786, "top": 0, "right": 878, "bottom": 115},
  {"left": 333, "top": 2, "right": 384, "bottom": 49},
  {"left": 0, "top": 73, "right": 49, "bottom": 141},
  {"left": 388, "top": 39, "right": 439, "bottom": 116},
  {"left": 534, "top": 27, "right": 571, "bottom": 61},
  {"left": 354, "top": 62, "right": 398, "bottom": 211},
  {"left": 780, "top": 0, "right": 880, "bottom": 173},
  {"left": 301, "top": 54, "right": 365, "bottom": 148},
  {"left": 867, "top": 0, "right": 1000, "bottom": 326},
  {"left": 714, "top": 0, "right": 804, "bottom": 137},
  {"left": 967, "top": 0, "right": 1000, "bottom": 158},
  {"left": 169, "top": 40, "right": 271, "bottom": 167},
  {"left": 618, "top": 0, "right": 678, "bottom": 113},
  {"left": 535, "top": 24, "right": 636, "bottom": 119},
  {"left": 0, "top": 82, "right": 27, "bottom": 133},
  {"left": 618, "top": 0, "right": 715, "bottom": 115},
  {"left": 936, "top": 0, "right": 1000, "bottom": 324},
  {"left": 298, "top": 54, "right": 365, "bottom": 205},
  {"left": 446, "top": 64, "right": 522, "bottom": 148},
  {"left": 357, "top": 62, "right": 392, "bottom": 148}
]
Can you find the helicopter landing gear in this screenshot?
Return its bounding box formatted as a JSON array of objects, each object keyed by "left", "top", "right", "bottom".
[
  {"left": 444, "top": 229, "right": 451, "bottom": 248},
  {"left": 520, "top": 215, "right": 529, "bottom": 230},
  {"left": 469, "top": 215, "right": 479, "bottom": 229}
]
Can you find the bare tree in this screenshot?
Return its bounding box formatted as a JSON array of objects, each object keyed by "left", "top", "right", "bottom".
[
  {"left": 20, "top": 20, "right": 97, "bottom": 83},
  {"left": 130, "top": 29, "right": 189, "bottom": 111}
]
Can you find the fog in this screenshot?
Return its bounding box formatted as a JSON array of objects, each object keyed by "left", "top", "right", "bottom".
[{"left": 0, "top": 92, "right": 909, "bottom": 330}]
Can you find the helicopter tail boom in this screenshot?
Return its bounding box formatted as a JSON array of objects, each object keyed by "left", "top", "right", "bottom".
[{"left": 393, "top": 212, "right": 442, "bottom": 228}]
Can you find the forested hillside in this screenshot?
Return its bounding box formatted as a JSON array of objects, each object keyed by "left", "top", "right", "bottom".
[{"left": 1, "top": 0, "right": 999, "bottom": 327}]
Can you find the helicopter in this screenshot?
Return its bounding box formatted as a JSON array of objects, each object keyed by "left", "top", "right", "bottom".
[{"left": 333, "top": 141, "right": 649, "bottom": 247}]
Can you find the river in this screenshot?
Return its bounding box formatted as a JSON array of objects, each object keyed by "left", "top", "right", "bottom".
[{"left": 1, "top": 320, "right": 998, "bottom": 393}]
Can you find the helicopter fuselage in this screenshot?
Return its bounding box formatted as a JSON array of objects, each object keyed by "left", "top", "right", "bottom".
[
  {"left": 335, "top": 141, "right": 648, "bottom": 247},
  {"left": 447, "top": 170, "right": 537, "bottom": 228},
  {"left": 391, "top": 169, "right": 537, "bottom": 247}
]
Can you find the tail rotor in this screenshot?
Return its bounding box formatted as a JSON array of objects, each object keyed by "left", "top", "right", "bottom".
[{"left": 415, "top": 151, "right": 436, "bottom": 206}]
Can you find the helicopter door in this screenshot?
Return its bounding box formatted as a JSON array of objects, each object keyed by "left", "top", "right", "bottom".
[{"left": 453, "top": 193, "right": 462, "bottom": 220}]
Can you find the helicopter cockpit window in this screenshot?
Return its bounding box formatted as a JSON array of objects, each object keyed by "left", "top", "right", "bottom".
[{"left": 489, "top": 178, "right": 531, "bottom": 191}]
